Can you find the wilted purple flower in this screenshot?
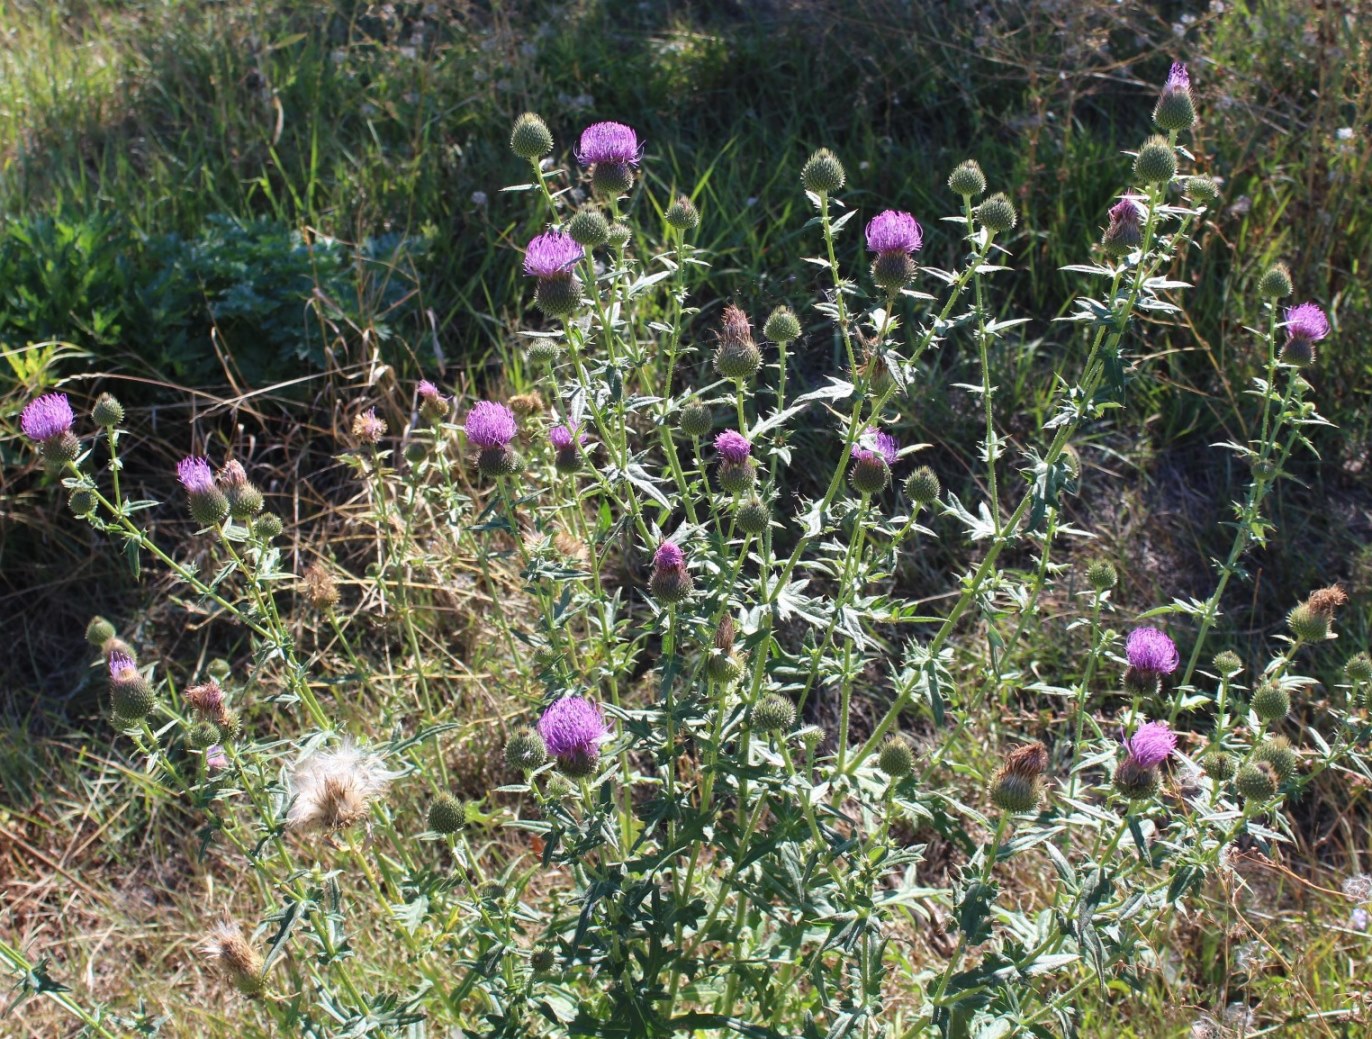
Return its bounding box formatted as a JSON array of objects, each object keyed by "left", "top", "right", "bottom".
[
  {"left": 1284, "top": 302, "right": 1330, "bottom": 344},
  {"left": 1124, "top": 720, "right": 1177, "bottom": 768},
  {"left": 714, "top": 429, "right": 752, "bottom": 464},
  {"left": 464, "top": 401, "right": 517, "bottom": 449},
  {"left": 654, "top": 541, "right": 685, "bottom": 570},
  {"left": 865, "top": 210, "right": 923, "bottom": 255},
  {"left": 176, "top": 456, "right": 216, "bottom": 494},
  {"left": 851, "top": 427, "right": 899, "bottom": 465},
  {"left": 576, "top": 121, "right": 641, "bottom": 166},
  {"left": 537, "top": 696, "right": 608, "bottom": 765},
  {"left": 549, "top": 423, "right": 586, "bottom": 450},
  {"left": 1126, "top": 626, "right": 1180, "bottom": 676},
  {"left": 1110, "top": 196, "right": 1147, "bottom": 225},
  {"left": 206, "top": 744, "right": 229, "bottom": 771},
  {"left": 418, "top": 380, "right": 445, "bottom": 401},
  {"left": 523, "top": 230, "right": 585, "bottom": 278},
  {"left": 20, "top": 392, "right": 74, "bottom": 443}
]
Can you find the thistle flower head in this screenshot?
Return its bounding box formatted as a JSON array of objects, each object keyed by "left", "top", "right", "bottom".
[
  {"left": 537, "top": 696, "right": 608, "bottom": 769},
  {"left": 549, "top": 423, "right": 587, "bottom": 451},
  {"left": 865, "top": 210, "right": 923, "bottom": 255},
  {"left": 285, "top": 741, "right": 395, "bottom": 834},
  {"left": 176, "top": 456, "right": 216, "bottom": 495},
  {"left": 1284, "top": 302, "right": 1330, "bottom": 344},
  {"left": 576, "top": 121, "right": 641, "bottom": 166},
  {"left": 523, "top": 230, "right": 585, "bottom": 278},
  {"left": 464, "top": 401, "right": 517, "bottom": 449},
  {"left": 20, "top": 392, "right": 74, "bottom": 443},
  {"left": 108, "top": 651, "right": 138, "bottom": 683},
  {"left": 1306, "top": 584, "right": 1348, "bottom": 617},
  {"left": 1124, "top": 720, "right": 1177, "bottom": 768},
  {"left": 351, "top": 408, "right": 387, "bottom": 445},
  {"left": 654, "top": 541, "right": 685, "bottom": 571},
  {"left": 219, "top": 459, "right": 247, "bottom": 487},
  {"left": 185, "top": 679, "right": 227, "bottom": 719},
  {"left": 851, "top": 427, "right": 898, "bottom": 465},
  {"left": 1110, "top": 195, "right": 1147, "bottom": 226},
  {"left": 720, "top": 303, "right": 753, "bottom": 344},
  {"left": 714, "top": 429, "right": 752, "bottom": 464},
  {"left": 418, "top": 379, "right": 444, "bottom": 402},
  {"left": 1125, "top": 625, "right": 1179, "bottom": 676},
  {"left": 1166, "top": 62, "right": 1190, "bottom": 91}
]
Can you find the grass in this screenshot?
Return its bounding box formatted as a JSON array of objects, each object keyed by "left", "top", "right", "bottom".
[{"left": 2, "top": 1, "right": 1372, "bottom": 1036}]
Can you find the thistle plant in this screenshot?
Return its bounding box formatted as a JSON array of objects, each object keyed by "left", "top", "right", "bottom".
[{"left": 11, "top": 60, "right": 1370, "bottom": 1039}]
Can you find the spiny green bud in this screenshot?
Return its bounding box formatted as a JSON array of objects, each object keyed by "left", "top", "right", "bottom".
[
  {"left": 510, "top": 112, "right": 553, "bottom": 160},
  {"left": 42, "top": 431, "right": 80, "bottom": 468},
  {"left": 1186, "top": 175, "right": 1220, "bottom": 204},
  {"left": 1133, "top": 136, "right": 1177, "bottom": 184},
  {"left": 68, "top": 487, "right": 97, "bottom": 517},
  {"left": 1252, "top": 736, "right": 1297, "bottom": 783},
  {"left": 801, "top": 148, "right": 845, "bottom": 195},
  {"left": 591, "top": 162, "right": 634, "bottom": 198},
  {"left": 1213, "top": 650, "right": 1243, "bottom": 678},
  {"left": 1086, "top": 560, "right": 1118, "bottom": 593},
  {"left": 567, "top": 207, "right": 610, "bottom": 248},
  {"left": 86, "top": 616, "right": 116, "bottom": 647},
  {"left": 1112, "top": 758, "right": 1162, "bottom": 801},
  {"left": 1202, "top": 748, "right": 1236, "bottom": 781},
  {"left": 605, "top": 222, "right": 632, "bottom": 249},
  {"left": 849, "top": 454, "right": 891, "bottom": 496},
  {"left": 1235, "top": 761, "right": 1278, "bottom": 802},
  {"left": 109, "top": 663, "right": 155, "bottom": 721},
  {"left": 1153, "top": 85, "right": 1196, "bottom": 133},
  {"left": 1251, "top": 681, "right": 1290, "bottom": 723},
  {"left": 877, "top": 736, "right": 915, "bottom": 777},
  {"left": 252, "top": 513, "right": 283, "bottom": 540},
  {"left": 871, "top": 251, "right": 916, "bottom": 293},
  {"left": 736, "top": 497, "right": 770, "bottom": 535},
  {"left": 428, "top": 793, "right": 466, "bottom": 834},
  {"left": 91, "top": 392, "right": 124, "bottom": 427},
  {"left": 530, "top": 947, "right": 555, "bottom": 972},
  {"left": 947, "top": 160, "right": 987, "bottom": 198},
  {"left": 713, "top": 338, "right": 762, "bottom": 381},
  {"left": 975, "top": 192, "right": 1017, "bottom": 233},
  {"left": 506, "top": 729, "right": 548, "bottom": 772},
  {"left": 752, "top": 694, "right": 796, "bottom": 733},
  {"left": 678, "top": 400, "right": 712, "bottom": 438},
  {"left": 226, "top": 483, "right": 264, "bottom": 522},
  {"left": 187, "top": 720, "right": 221, "bottom": 750},
  {"left": 189, "top": 486, "right": 230, "bottom": 529},
  {"left": 1258, "top": 263, "right": 1293, "bottom": 299},
  {"left": 763, "top": 306, "right": 801, "bottom": 343},
  {"left": 1345, "top": 652, "right": 1372, "bottom": 685},
  {"left": 903, "top": 466, "right": 940, "bottom": 506},
  {"left": 534, "top": 272, "right": 582, "bottom": 318},
  {"left": 990, "top": 770, "right": 1042, "bottom": 813},
  {"left": 717, "top": 459, "right": 757, "bottom": 496},
  {"left": 1287, "top": 603, "right": 1328, "bottom": 643},
  {"left": 665, "top": 195, "right": 699, "bottom": 231},
  {"left": 477, "top": 445, "right": 522, "bottom": 479},
  {"left": 527, "top": 339, "right": 562, "bottom": 365},
  {"left": 707, "top": 649, "right": 746, "bottom": 685}
]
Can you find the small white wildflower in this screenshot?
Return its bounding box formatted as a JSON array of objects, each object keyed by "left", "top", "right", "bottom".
[
  {"left": 286, "top": 741, "right": 396, "bottom": 834},
  {"left": 471, "top": 190, "right": 489, "bottom": 208},
  {"left": 1352, "top": 907, "right": 1369, "bottom": 931},
  {"left": 1337, "top": 127, "right": 1354, "bottom": 141}
]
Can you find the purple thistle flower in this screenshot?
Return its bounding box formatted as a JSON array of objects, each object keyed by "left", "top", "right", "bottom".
[
  {"left": 654, "top": 541, "right": 685, "bottom": 571},
  {"left": 851, "top": 427, "right": 898, "bottom": 465},
  {"left": 108, "top": 651, "right": 137, "bottom": 680},
  {"left": 1109, "top": 196, "right": 1147, "bottom": 226},
  {"left": 1123, "top": 720, "right": 1177, "bottom": 768},
  {"left": 418, "top": 380, "right": 445, "bottom": 401},
  {"left": 537, "top": 696, "right": 608, "bottom": 763},
  {"left": 1284, "top": 302, "right": 1330, "bottom": 343},
  {"left": 20, "top": 392, "right": 75, "bottom": 443},
  {"left": 865, "top": 210, "right": 923, "bottom": 255},
  {"left": 576, "top": 121, "right": 641, "bottom": 167},
  {"left": 714, "top": 429, "right": 752, "bottom": 464},
  {"left": 523, "top": 230, "right": 585, "bottom": 278},
  {"left": 1165, "top": 62, "right": 1190, "bottom": 91},
  {"left": 176, "top": 456, "right": 216, "bottom": 495},
  {"left": 1125, "top": 626, "right": 1180, "bottom": 676},
  {"left": 464, "top": 401, "right": 517, "bottom": 449},
  {"left": 549, "top": 423, "right": 587, "bottom": 450}
]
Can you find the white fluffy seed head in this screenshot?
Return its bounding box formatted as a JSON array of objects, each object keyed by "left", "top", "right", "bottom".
[{"left": 285, "top": 741, "right": 395, "bottom": 834}]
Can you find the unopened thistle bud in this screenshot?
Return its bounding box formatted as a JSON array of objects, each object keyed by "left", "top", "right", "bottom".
[
  {"left": 1258, "top": 263, "right": 1293, "bottom": 299},
  {"left": 1153, "top": 62, "right": 1196, "bottom": 131},
  {"left": 714, "top": 429, "right": 757, "bottom": 495},
  {"left": 849, "top": 426, "right": 898, "bottom": 496},
  {"left": 990, "top": 741, "right": 1048, "bottom": 812},
  {"left": 801, "top": 148, "right": 845, "bottom": 195},
  {"left": 530, "top": 947, "right": 555, "bottom": 971},
  {"left": 974, "top": 192, "right": 1017, "bottom": 233},
  {"left": 527, "top": 339, "right": 562, "bottom": 365},
  {"left": 252, "top": 513, "right": 283, "bottom": 540},
  {"left": 1213, "top": 650, "right": 1243, "bottom": 677},
  {"left": 91, "top": 392, "right": 124, "bottom": 427},
  {"left": 567, "top": 207, "right": 610, "bottom": 248},
  {"left": 86, "top": 616, "right": 116, "bottom": 647},
  {"left": 187, "top": 720, "right": 221, "bottom": 750},
  {"left": 1202, "top": 747, "right": 1237, "bottom": 781},
  {"left": 1186, "top": 175, "right": 1219, "bottom": 203},
  {"left": 510, "top": 112, "right": 554, "bottom": 160},
  {"left": 1345, "top": 652, "right": 1372, "bottom": 686},
  {"left": 524, "top": 230, "right": 585, "bottom": 318},
  {"left": 301, "top": 562, "right": 340, "bottom": 612},
  {"left": 108, "top": 651, "right": 154, "bottom": 720},
  {"left": 752, "top": 694, "right": 796, "bottom": 733},
  {"left": 763, "top": 305, "right": 801, "bottom": 343},
  {"left": 1235, "top": 760, "right": 1278, "bottom": 802},
  {"left": 428, "top": 793, "right": 466, "bottom": 834},
  {"left": 1252, "top": 736, "right": 1298, "bottom": 783},
  {"left": 1086, "top": 560, "right": 1118, "bottom": 593},
  {"left": 605, "top": 222, "right": 632, "bottom": 248},
  {"left": 506, "top": 728, "right": 549, "bottom": 772},
  {"left": 351, "top": 408, "right": 387, "bottom": 446},
  {"left": 678, "top": 399, "right": 713, "bottom": 438},
  {"left": 219, "top": 460, "right": 264, "bottom": 521},
  {"left": 903, "top": 466, "right": 940, "bottom": 506},
  {"left": 201, "top": 922, "right": 265, "bottom": 997},
  {"left": 713, "top": 304, "right": 762, "bottom": 381},
  {"left": 665, "top": 195, "right": 699, "bottom": 231},
  {"left": 878, "top": 736, "right": 915, "bottom": 777},
  {"left": 1133, "top": 135, "right": 1177, "bottom": 184},
  {"left": 577, "top": 121, "right": 640, "bottom": 198},
  {"left": 736, "top": 496, "right": 770, "bottom": 535},
  {"left": 650, "top": 541, "right": 693, "bottom": 603},
  {"left": 947, "top": 159, "right": 987, "bottom": 198},
  {"left": 1101, "top": 196, "right": 1146, "bottom": 257},
  {"left": 1251, "top": 681, "right": 1290, "bottom": 722},
  {"left": 707, "top": 617, "right": 747, "bottom": 684},
  {"left": 67, "top": 487, "right": 96, "bottom": 517}
]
